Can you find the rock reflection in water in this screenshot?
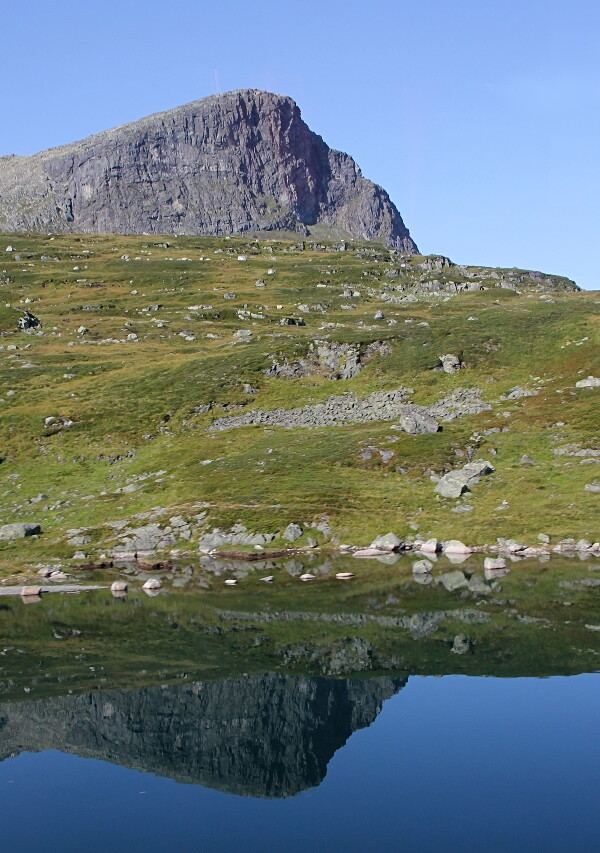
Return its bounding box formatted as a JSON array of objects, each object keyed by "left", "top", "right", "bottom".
[{"left": 0, "top": 673, "right": 405, "bottom": 798}]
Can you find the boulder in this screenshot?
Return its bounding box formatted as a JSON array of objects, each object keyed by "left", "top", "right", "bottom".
[
  {"left": 0, "top": 522, "right": 41, "bottom": 540},
  {"left": 438, "top": 354, "right": 462, "bottom": 374},
  {"left": 398, "top": 410, "right": 439, "bottom": 435},
  {"left": 283, "top": 523, "right": 303, "bottom": 542},
  {"left": 418, "top": 538, "right": 440, "bottom": 553},
  {"left": 443, "top": 540, "right": 472, "bottom": 554},
  {"left": 142, "top": 578, "right": 161, "bottom": 590},
  {"left": 370, "top": 532, "right": 403, "bottom": 552},
  {"left": 21, "top": 586, "right": 42, "bottom": 596},
  {"left": 435, "top": 459, "right": 494, "bottom": 498},
  {"left": 111, "top": 581, "right": 128, "bottom": 593},
  {"left": 575, "top": 376, "right": 600, "bottom": 389}
]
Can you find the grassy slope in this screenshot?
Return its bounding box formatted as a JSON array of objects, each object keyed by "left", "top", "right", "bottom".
[{"left": 0, "top": 233, "right": 598, "bottom": 570}]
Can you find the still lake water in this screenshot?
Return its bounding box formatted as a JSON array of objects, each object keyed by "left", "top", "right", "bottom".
[{"left": 0, "top": 554, "right": 598, "bottom": 851}]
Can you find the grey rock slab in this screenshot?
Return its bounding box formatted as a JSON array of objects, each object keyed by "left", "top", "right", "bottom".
[
  {"left": 0, "top": 522, "right": 41, "bottom": 540},
  {"left": 370, "top": 532, "right": 403, "bottom": 551},
  {"left": 283, "top": 523, "right": 303, "bottom": 542},
  {"left": 435, "top": 459, "right": 494, "bottom": 498},
  {"left": 398, "top": 409, "right": 439, "bottom": 435}
]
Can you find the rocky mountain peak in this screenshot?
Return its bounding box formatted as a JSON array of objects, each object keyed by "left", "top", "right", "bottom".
[{"left": 0, "top": 89, "right": 417, "bottom": 250}]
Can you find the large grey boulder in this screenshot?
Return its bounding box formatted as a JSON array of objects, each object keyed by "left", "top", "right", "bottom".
[
  {"left": 0, "top": 90, "right": 417, "bottom": 251},
  {"left": 438, "top": 354, "right": 462, "bottom": 374},
  {"left": 398, "top": 409, "right": 439, "bottom": 435},
  {"left": 370, "top": 532, "right": 403, "bottom": 551},
  {"left": 435, "top": 459, "right": 495, "bottom": 498},
  {"left": 283, "top": 523, "right": 303, "bottom": 542},
  {"left": 0, "top": 523, "right": 41, "bottom": 540}
]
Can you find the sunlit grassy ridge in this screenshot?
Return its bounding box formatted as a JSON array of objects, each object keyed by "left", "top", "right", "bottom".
[{"left": 0, "top": 232, "right": 598, "bottom": 569}]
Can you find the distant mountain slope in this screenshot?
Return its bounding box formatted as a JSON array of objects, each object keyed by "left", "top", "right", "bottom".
[{"left": 0, "top": 90, "right": 417, "bottom": 250}]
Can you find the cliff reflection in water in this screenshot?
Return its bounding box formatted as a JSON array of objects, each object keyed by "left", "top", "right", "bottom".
[{"left": 0, "top": 674, "right": 405, "bottom": 798}]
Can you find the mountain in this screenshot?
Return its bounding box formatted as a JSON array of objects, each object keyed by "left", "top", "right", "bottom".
[
  {"left": 0, "top": 90, "right": 416, "bottom": 250},
  {"left": 0, "top": 675, "right": 404, "bottom": 797}
]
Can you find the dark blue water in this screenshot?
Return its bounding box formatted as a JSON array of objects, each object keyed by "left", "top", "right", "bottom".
[{"left": 1, "top": 673, "right": 598, "bottom": 852}]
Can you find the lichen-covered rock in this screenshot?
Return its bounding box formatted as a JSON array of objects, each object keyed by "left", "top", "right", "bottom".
[{"left": 0, "top": 90, "right": 417, "bottom": 250}]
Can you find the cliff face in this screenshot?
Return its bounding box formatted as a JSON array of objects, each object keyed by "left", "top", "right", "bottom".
[
  {"left": 0, "top": 674, "right": 405, "bottom": 798},
  {"left": 0, "top": 90, "right": 417, "bottom": 250}
]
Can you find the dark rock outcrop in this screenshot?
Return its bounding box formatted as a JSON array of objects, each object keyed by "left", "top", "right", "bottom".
[
  {"left": 0, "top": 90, "right": 417, "bottom": 250},
  {"left": 0, "top": 673, "right": 404, "bottom": 798}
]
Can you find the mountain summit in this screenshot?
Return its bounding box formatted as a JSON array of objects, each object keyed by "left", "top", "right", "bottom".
[{"left": 0, "top": 89, "right": 417, "bottom": 249}]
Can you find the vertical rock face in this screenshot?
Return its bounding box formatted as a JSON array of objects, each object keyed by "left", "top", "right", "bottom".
[
  {"left": 0, "top": 90, "right": 417, "bottom": 250},
  {"left": 0, "top": 673, "right": 405, "bottom": 797}
]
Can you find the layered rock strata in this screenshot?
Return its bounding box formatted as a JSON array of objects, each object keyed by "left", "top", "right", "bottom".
[{"left": 0, "top": 90, "right": 417, "bottom": 249}]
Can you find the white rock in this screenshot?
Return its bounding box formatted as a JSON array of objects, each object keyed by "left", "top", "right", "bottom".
[
  {"left": 418, "top": 538, "right": 440, "bottom": 553},
  {"left": 443, "top": 540, "right": 472, "bottom": 554},
  {"left": 575, "top": 376, "right": 600, "bottom": 388},
  {"left": 142, "top": 578, "right": 161, "bottom": 590}
]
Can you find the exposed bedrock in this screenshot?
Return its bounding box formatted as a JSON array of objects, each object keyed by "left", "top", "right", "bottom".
[{"left": 0, "top": 90, "right": 417, "bottom": 250}]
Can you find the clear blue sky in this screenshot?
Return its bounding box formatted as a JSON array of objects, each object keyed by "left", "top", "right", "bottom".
[{"left": 2, "top": 1, "right": 598, "bottom": 288}]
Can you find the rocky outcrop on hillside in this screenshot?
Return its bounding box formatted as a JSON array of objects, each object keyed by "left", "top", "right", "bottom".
[
  {"left": 0, "top": 673, "right": 404, "bottom": 797},
  {"left": 0, "top": 90, "right": 417, "bottom": 250}
]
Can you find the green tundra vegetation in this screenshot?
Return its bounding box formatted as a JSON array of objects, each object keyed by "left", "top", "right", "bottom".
[{"left": 0, "top": 232, "right": 598, "bottom": 575}]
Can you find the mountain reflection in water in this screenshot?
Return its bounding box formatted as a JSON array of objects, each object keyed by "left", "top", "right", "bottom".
[{"left": 0, "top": 674, "right": 405, "bottom": 797}]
